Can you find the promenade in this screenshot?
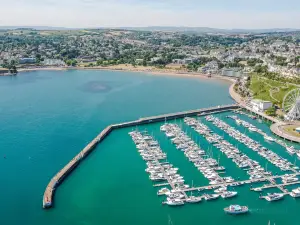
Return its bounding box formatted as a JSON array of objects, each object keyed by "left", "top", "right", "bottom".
[
  {"left": 229, "top": 83, "right": 280, "bottom": 123},
  {"left": 229, "top": 82, "right": 300, "bottom": 143},
  {"left": 270, "top": 122, "right": 300, "bottom": 143}
]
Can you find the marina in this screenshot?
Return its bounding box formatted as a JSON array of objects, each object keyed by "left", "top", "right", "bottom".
[
  {"left": 125, "top": 112, "right": 300, "bottom": 207},
  {"left": 33, "top": 72, "right": 300, "bottom": 224},
  {"left": 227, "top": 114, "right": 299, "bottom": 156},
  {"left": 42, "top": 104, "right": 239, "bottom": 208},
  {"left": 44, "top": 105, "right": 300, "bottom": 209}
]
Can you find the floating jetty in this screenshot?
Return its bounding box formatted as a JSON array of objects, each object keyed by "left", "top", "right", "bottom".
[{"left": 42, "top": 104, "right": 239, "bottom": 208}]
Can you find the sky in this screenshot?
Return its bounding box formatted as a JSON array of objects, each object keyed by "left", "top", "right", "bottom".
[{"left": 0, "top": 0, "right": 300, "bottom": 29}]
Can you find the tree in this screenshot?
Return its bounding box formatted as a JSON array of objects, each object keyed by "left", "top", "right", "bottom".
[
  {"left": 10, "top": 65, "right": 18, "bottom": 74},
  {"left": 96, "top": 60, "right": 103, "bottom": 66},
  {"left": 36, "top": 53, "right": 42, "bottom": 63},
  {"left": 65, "top": 59, "right": 77, "bottom": 66},
  {"left": 142, "top": 59, "right": 147, "bottom": 67},
  {"left": 265, "top": 106, "right": 276, "bottom": 116}
]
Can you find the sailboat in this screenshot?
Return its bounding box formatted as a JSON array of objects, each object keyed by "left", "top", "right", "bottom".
[{"left": 186, "top": 180, "right": 202, "bottom": 203}]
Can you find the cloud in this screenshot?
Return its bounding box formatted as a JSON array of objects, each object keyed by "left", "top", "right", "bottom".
[{"left": 0, "top": 0, "right": 299, "bottom": 28}]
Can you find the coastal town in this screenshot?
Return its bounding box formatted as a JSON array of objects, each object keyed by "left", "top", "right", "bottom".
[
  {"left": 2, "top": 0, "right": 300, "bottom": 223},
  {"left": 0, "top": 28, "right": 299, "bottom": 78}
]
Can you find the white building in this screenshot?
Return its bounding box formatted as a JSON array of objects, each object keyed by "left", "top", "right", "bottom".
[
  {"left": 19, "top": 57, "right": 36, "bottom": 64},
  {"left": 251, "top": 99, "right": 273, "bottom": 112}
]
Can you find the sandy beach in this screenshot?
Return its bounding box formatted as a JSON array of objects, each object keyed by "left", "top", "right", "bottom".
[
  {"left": 18, "top": 67, "right": 67, "bottom": 72},
  {"left": 16, "top": 64, "right": 235, "bottom": 83}
]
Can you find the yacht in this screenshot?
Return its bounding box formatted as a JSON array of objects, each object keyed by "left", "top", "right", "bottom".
[
  {"left": 157, "top": 188, "right": 170, "bottom": 195},
  {"left": 249, "top": 127, "right": 258, "bottom": 132},
  {"left": 282, "top": 176, "right": 298, "bottom": 183},
  {"left": 203, "top": 193, "right": 219, "bottom": 201},
  {"left": 263, "top": 193, "right": 284, "bottom": 201},
  {"left": 221, "top": 191, "right": 238, "bottom": 199},
  {"left": 214, "top": 186, "right": 227, "bottom": 193},
  {"left": 286, "top": 146, "right": 296, "bottom": 155},
  {"left": 186, "top": 196, "right": 202, "bottom": 203},
  {"left": 290, "top": 188, "right": 300, "bottom": 198},
  {"left": 253, "top": 187, "right": 262, "bottom": 192},
  {"left": 264, "top": 136, "right": 275, "bottom": 142},
  {"left": 164, "top": 198, "right": 184, "bottom": 206},
  {"left": 214, "top": 166, "right": 226, "bottom": 171},
  {"left": 224, "top": 205, "right": 249, "bottom": 215},
  {"left": 166, "top": 193, "right": 185, "bottom": 199}
]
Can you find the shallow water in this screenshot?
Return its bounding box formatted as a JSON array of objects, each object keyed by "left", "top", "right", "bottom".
[{"left": 0, "top": 70, "right": 234, "bottom": 225}]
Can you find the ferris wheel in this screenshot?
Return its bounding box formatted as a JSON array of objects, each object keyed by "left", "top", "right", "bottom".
[{"left": 282, "top": 88, "right": 300, "bottom": 121}]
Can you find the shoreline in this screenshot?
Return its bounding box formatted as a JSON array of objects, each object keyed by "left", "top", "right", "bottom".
[
  {"left": 228, "top": 81, "right": 300, "bottom": 142},
  {"left": 16, "top": 66, "right": 235, "bottom": 83}
]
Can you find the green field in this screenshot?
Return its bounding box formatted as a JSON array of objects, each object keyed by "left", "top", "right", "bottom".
[{"left": 249, "top": 74, "right": 298, "bottom": 106}]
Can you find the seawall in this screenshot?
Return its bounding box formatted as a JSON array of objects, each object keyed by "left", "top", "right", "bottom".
[{"left": 42, "top": 104, "right": 239, "bottom": 208}]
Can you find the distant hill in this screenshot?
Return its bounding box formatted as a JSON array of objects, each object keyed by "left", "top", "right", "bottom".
[
  {"left": 0, "top": 26, "right": 299, "bottom": 34},
  {"left": 118, "top": 26, "right": 300, "bottom": 34},
  {"left": 0, "top": 26, "right": 74, "bottom": 30}
]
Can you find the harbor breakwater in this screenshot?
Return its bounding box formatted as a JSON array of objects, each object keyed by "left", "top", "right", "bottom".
[{"left": 42, "top": 104, "right": 239, "bottom": 208}]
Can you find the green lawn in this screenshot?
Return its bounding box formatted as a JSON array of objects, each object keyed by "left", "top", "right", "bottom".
[
  {"left": 249, "top": 74, "right": 298, "bottom": 106},
  {"left": 283, "top": 125, "right": 300, "bottom": 138}
]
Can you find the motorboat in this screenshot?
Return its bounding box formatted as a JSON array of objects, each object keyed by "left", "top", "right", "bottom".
[
  {"left": 157, "top": 188, "right": 170, "bottom": 195},
  {"left": 203, "top": 194, "right": 219, "bottom": 201},
  {"left": 282, "top": 176, "right": 298, "bottom": 183},
  {"left": 253, "top": 187, "right": 262, "bottom": 192},
  {"left": 286, "top": 146, "right": 296, "bottom": 155},
  {"left": 290, "top": 188, "right": 300, "bottom": 198},
  {"left": 221, "top": 191, "right": 238, "bottom": 199},
  {"left": 263, "top": 193, "right": 284, "bottom": 201},
  {"left": 264, "top": 136, "right": 275, "bottom": 142},
  {"left": 186, "top": 196, "right": 202, "bottom": 203},
  {"left": 224, "top": 205, "right": 249, "bottom": 215},
  {"left": 164, "top": 198, "right": 184, "bottom": 206},
  {"left": 214, "top": 186, "right": 227, "bottom": 193},
  {"left": 166, "top": 193, "right": 185, "bottom": 199},
  {"left": 214, "top": 166, "right": 226, "bottom": 171}
]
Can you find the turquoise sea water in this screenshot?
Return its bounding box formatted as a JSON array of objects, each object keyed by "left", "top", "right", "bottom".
[
  {"left": 1, "top": 70, "right": 299, "bottom": 225},
  {"left": 0, "top": 70, "right": 233, "bottom": 225}
]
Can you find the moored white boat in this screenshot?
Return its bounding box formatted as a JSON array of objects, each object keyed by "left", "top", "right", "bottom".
[
  {"left": 157, "top": 188, "right": 170, "bottom": 195},
  {"left": 290, "top": 188, "right": 300, "bottom": 198},
  {"left": 204, "top": 193, "right": 219, "bottom": 200},
  {"left": 263, "top": 193, "right": 284, "bottom": 201},
  {"left": 186, "top": 196, "right": 202, "bottom": 203},
  {"left": 221, "top": 191, "right": 238, "bottom": 199},
  {"left": 164, "top": 198, "right": 184, "bottom": 206},
  {"left": 286, "top": 146, "right": 296, "bottom": 155},
  {"left": 264, "top": 136, "right": 275, "bottom": 142}
]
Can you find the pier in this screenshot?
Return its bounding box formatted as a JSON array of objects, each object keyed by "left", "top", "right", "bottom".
[
  {"left": 157, "top": 172, "right": 300, "bottom": 195},
  {"left": 43, "top": 104, "right": 239, "bottom": 208}
]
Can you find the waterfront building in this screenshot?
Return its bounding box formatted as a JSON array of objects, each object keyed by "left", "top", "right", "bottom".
[
  {"left": 251, "top": 99, "right": 273, "bottom": 112},
  {"left": 221, "top": 68, "right": 244, "bottom": 78},
  {"left": 135, "top": 59, "right": 144, "bottom": 64},
  {"left": 42, "top": 59, "right": 66, "bottom": 66},
  {"left": 19, "top": 57, "right": 36, "bottom": 64}
]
